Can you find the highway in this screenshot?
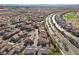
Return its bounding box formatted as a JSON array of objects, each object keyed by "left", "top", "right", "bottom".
[{"left": 45, "top": 13, "right": 79, "bottom": 55}]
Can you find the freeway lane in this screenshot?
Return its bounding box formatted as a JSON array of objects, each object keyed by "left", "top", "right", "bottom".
[
  {"left": 52, "top": 14, "right": 79, "bottom": 54},
  {"left": 45, "top": 14, "right": 65, "bottom": 55},
  {"left": 51, "top": 14, "right": 79, "bottom": 54},
  {"left": 49, "top": 14, "right": 75, "bottom": 54},
  {"left": 45, "top": 14, "right": 79, "bottom": 55}
]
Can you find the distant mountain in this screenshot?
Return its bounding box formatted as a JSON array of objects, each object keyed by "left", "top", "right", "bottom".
[{"left": 0, "top": 4, "right": 79, "bottom": 9}]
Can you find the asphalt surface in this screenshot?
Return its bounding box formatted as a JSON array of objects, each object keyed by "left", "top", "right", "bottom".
[{"left": 45, "top": 14, "right": 79, "bottom": 55}]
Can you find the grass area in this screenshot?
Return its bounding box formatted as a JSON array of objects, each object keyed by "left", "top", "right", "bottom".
[
  {"left": 48, "top": 44, "right": 62, "bottom": 55},
  {"left": 63, "top": 11, "right": 79, "bottom": 20}
]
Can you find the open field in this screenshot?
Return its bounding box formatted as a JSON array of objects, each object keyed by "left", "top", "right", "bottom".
[{"left": 63, "top": 11, "right": 79, "bottom": 19}]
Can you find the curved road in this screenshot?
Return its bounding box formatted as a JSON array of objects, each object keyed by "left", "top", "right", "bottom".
[{"left": 45, "top": 13, "right": 79, "bottom": 55}]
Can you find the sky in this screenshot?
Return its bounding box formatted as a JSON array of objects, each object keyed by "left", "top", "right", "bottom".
[{"left": 0, "top": 0, "right": 79, "bottom": 4}]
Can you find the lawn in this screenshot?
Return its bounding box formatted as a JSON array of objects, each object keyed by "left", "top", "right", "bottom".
[{"left": 63, "top": 11, "right": 79, "bottom": 20}]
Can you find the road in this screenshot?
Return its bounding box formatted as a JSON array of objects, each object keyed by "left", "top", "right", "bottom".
[
  {"left": 33, "top": 29, "right": 39, "bottom": 48},
  {"left": 45, "top": 13, "right": 79, "bottom": 55}
]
